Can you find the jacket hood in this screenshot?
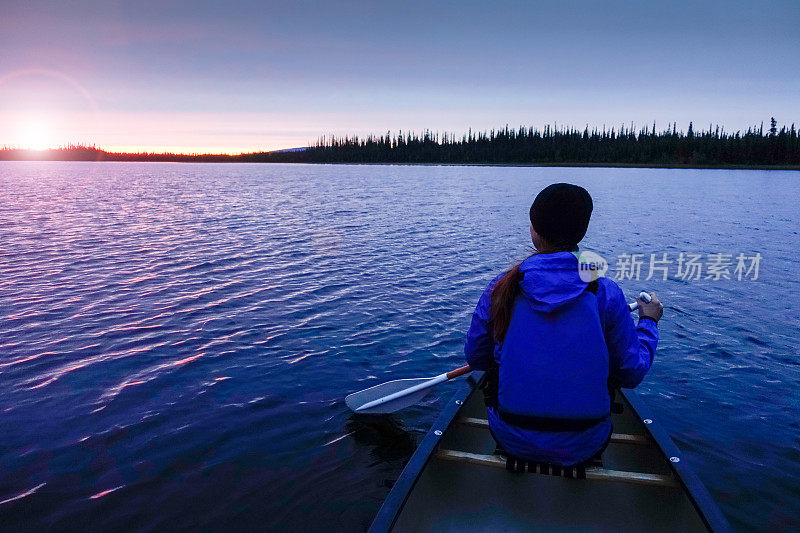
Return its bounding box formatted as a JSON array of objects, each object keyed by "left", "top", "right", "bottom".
[{"left": 519, "top": 252, "right": 588, "bottom": 312}]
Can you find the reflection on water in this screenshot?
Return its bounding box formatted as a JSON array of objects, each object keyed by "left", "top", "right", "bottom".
[
  {"left": 0, "top": 162, "right": 798, "bottom": 531},
  {"left": 346, "top": 415, "right": 418, "bottom": 462}
]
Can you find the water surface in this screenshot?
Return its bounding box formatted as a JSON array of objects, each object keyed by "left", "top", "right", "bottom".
[{"left": 0, "top": 162, "right": 798, "bottom": 531}]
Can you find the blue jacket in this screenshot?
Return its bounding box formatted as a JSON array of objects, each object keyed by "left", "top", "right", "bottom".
[{"left": 464, "top": 252, "right": 658, "bottom": 465}]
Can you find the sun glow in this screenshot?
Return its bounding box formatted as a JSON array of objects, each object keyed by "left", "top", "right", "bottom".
[{"left": 17, "top": 116, "right": 56, "bottom": 150}]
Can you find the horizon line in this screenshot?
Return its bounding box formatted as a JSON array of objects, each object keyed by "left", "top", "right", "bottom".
[{"left": 0, "top": 118, "right": 792, "bottom": 157}]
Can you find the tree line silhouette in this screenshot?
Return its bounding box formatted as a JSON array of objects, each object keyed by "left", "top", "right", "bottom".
[
  {"left": 0, "top": 144, "right": 240, "bottom": 162},
  {"left": 1, "top": 118, "right": 798, "bottom": 167},
  {"left": 264, "top": 118, "right": 799, "bottom": 166}
]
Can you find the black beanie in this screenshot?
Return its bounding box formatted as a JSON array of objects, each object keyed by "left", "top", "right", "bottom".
[{"left": 529, "top": 183, "right": 593, "bottom": 248}]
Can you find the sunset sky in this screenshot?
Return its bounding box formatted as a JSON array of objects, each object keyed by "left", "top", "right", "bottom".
[{"left": 1, "top": 1, "right": 798, "bottom": 154}]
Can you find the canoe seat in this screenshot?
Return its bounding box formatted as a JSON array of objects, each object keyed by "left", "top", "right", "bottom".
[
  {"left": 436, "top": 449, "right": 679, "bottom": 488},
  {"left": 456, "top": 417, "right": 651, "bottom": 445},
  {"left": 504, "top": 455, "right": 598, "bottom": 479}
]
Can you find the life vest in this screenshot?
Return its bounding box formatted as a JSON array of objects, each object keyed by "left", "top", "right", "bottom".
[{"left": 484, "top": 280, "right": 611, "bottom": 431}]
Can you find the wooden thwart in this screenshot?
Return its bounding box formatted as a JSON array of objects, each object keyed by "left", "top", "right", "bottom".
[
  {"left": 456, "top": 417, "right": 651, "bottom": 446},
  {"left": 435, "top": 449, "right": 679, "bottom": 488}
]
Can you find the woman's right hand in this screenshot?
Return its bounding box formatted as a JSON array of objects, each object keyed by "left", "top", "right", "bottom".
[{"left": 638, "top": 292, "right": 663, "bottom": 323}]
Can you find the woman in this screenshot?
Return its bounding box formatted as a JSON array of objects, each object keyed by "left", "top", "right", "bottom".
[{"left": 464, "top": 183, "right": 664, "bottom": 466}]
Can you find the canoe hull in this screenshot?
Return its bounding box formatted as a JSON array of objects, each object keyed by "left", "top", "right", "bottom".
[{"left": 369, "top": 372, "right": 731, "bottom": 532}]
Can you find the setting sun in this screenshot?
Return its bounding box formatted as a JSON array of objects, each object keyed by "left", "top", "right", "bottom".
[{"left": 17, "top": 116, "right": 55, "bottom": 150}]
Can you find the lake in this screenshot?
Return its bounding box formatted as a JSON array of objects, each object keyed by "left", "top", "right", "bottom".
[{"left": 0, "top": 162, "right": 798, "bottom": 531}]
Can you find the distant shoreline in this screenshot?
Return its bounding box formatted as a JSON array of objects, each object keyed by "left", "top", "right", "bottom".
[
  {"left": 3, "top": 118, "right": 799, "bottom": 170},
  {"left": 295, "top": 161, "right": 800, "bottom": 171}
]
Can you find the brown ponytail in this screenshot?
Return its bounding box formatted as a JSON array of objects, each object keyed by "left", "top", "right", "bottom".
[{"left": 490, "top": 261, "right": 525, "bottom": 343}]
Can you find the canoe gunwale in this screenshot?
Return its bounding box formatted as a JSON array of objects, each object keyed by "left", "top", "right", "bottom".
[
  {"left": 619, "top": 389, "right": 732, "bottom": 533},
  {"left": 367, "top": 371, "right": 484, "bottom": 533}
]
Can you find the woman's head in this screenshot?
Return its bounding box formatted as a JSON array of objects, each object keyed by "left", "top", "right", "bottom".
[
  {"left": 490, "top": 183, "right": 594, "bottom": 342},
  {"left": 529, "top": 183, "right": 593, "bottom": 251}
]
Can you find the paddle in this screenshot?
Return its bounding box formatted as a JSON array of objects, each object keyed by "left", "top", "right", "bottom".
[
  {"left": 347, "top": 292, "right": 651, "bottom": 415},
  {"left": 346, "top": 365, "right": 472, "bottom": 414}
]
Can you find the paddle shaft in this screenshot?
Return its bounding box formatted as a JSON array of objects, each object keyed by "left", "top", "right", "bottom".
[{"left": 354, "top": 364, "right": 472, "bottom": 412}]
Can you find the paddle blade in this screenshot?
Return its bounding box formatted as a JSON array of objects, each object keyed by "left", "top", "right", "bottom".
[{"left": 346, "top": 378, "right": 434, "bottom": 414}]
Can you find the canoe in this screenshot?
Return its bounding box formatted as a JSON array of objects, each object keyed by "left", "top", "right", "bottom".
[{"left": 369, "top": 371, "right": 731, "bottom": 532}]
